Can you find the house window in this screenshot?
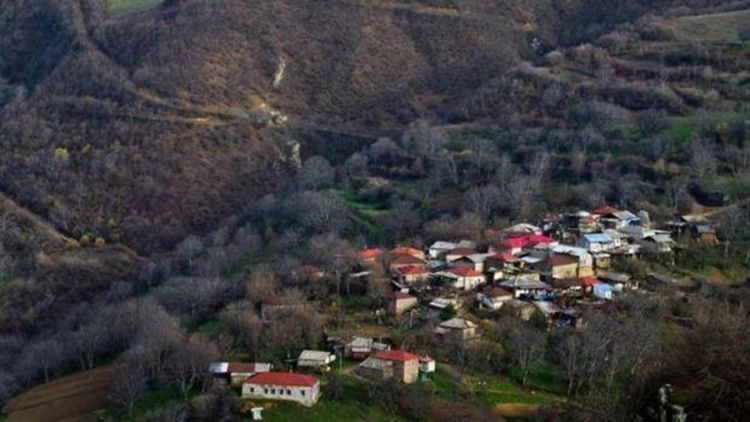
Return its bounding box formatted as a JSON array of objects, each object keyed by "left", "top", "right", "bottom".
[
  {"left": 271, "top": 389, "right": 276, "bottom": 395},
  {"left": 264, "top": 388, "right": 268, "bottom": 394},
  {"left": 301, "top": 390, "right": 306, "bottom": 396},
  {"left": 287, "top": 389, "right": 292, "bottom": 395},
  {"left": 250, "top": 387, "right": 255, "bottom": 393}
]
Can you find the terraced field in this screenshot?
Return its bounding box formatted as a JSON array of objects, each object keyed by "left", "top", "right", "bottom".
[{"left": 4, "top": 365, "right": 121, "bottom": 422}]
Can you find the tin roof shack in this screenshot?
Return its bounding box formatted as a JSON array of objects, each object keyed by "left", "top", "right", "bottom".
[
  {"left": 344, "top": 336, "right": 391, "bottom": 360},
  {"left": 598, "top": 272, "right": 637, "bottom": 291},
  {"left": 297, "top": 350, "right": 336, "bottom": 373},
  {"left": 476, "top": 287, "right": 513, "bottom": 310},
  {"left": 356, "top": 350, "right": 421, "bottom": 384},
  {"left": 499, "top": 279, "right": 553, "bottom": 300},
  {"left": 419, "top": 356, "right": 436, "bottom": 381},
  {"left": 209, "top": 362, "right": 273, "bottom": 387},
  {"left": 242, "top": 372, "right": 320, "bottom": 407},
  {"left": 434, "top": 317, "right": 479, "bottom": 343},
  {"left": 435, "top": 268, "right": 486, "bottom": 291}
]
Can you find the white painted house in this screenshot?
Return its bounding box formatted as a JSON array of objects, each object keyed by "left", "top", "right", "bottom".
[{"left": 242, "top": 372, "right": 320, "bottom": 407}]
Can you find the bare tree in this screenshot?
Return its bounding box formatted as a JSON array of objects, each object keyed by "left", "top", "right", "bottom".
[
  {"left": 508, "top": 326, "right": 546, "bottom": 388},
  {"left": 110, "top": 367, "right": 148, "bottom": 417},
  {"left": 467, "top": 138, "right": 498, "bottom": 180},
  {"left": 70, "top": 321, "right": 110, "bottom": 370},
  {"left": 664, "top": 177, "right": 688, "bottom": 216},
  {"left": 166, "top": 336, "right": 219, "bottom": 400},
  {"left": 464, "top": 184, "right": 502, "bottom": 223},
  {"left": 689, "top": 139, "right": 717, "bottom": 181},
  {"left": 176, "top": 235, "right": 205, "bottom": 274},
  {"left": 296, "top": 155, "right": 335, "bottom": 191},
  {"left": 719, "top": 206, "right": 748, "bottom": 258}
]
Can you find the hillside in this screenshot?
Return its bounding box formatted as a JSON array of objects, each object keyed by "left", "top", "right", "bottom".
[{"left": 0, "top": 0, "right": 571, "bottom": 254}]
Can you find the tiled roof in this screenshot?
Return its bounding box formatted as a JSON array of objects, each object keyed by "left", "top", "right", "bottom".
[
  {"left": 245, "top": 372, "right": 318, "bottom": 387},
  {"left": 392, "top": 254, "right": 425, "bottom": 266},
  {"left": 446, "top": 247, "right": 476, "bottom": 256},
  {"left": 398, "top": 265, "right": 429, "bottom": 275},
  {"left": 390, "top": 247, "right": 424, "bottom": 258},
  {"left": 372, "top": 350, "right": 421, "bottom": 362}
]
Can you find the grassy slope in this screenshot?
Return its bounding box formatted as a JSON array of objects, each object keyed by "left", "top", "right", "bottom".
[
  {"left": 107, "top": 0, "right": 163, "bottom": 17},
  {"left": 671, "top": 9, "right": 750, "bottom": 43}
]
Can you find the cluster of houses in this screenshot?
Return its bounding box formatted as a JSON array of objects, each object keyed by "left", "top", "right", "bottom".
[
  {"left": 218, "top": 206, "right": 705, "bottom": 411},
  {"left": 209, "top": 335, "right": 437, "bottom": 408},
  {"left": 358, "top": 206, "right": 678, "bottom": 329}
]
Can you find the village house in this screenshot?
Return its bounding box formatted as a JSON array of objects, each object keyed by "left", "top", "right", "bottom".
[
  {"left": 445, "top": 247, "right": 478, "bottom": 263},
  {"left": 396, "top": 265, "right": 430, "bottom": 284},
  {"left": 209, "top": 362, "right": 273, "bottom": 386},
  {"left": 499, "top": 279, "right": 552, "bottom": 299},
  {"left": 491, "top": 234, "right": 558, "bottom": 256},
  {"left": 242, "top": 372, "right": 320, "bottom": 407},
  {"left": 598, "top": 271, "right": 638, "bottom": 290},
  {"left": 297, "top": 350, "right": 336, "bottom": 372},
  {"left": 551, "top": 245, "right": 595, "bottom": 277},
  {"left": 485, "top": 253, "right": 523, "bottom": 281},
  {"left": 640, "top": 233, "right": 674, "bottom": 254},
  {"left": 428, "top": 241, "right": 458, "bottom": 259},
  {"left": 503, "top": 223, "right": 543, "bottom": 236},
  {"left": 451, "top": 253, "right": 491, "bottom": 273},
  {"left": 577, "top": 233, "right": 616, "bottom": 253},
  {"left": 598, "top": 210, "right": 641, "bottom": 230},
  {"left": 345, "top": 336, "right": 391, "bottom": 360},
  {"left": 390, "top": 246, "right": 426, "bottom": 261},
  {"left": 419, "top": 356, "right": 436, "bottom": 381},
  {"left": 390, "top": 291, "right": 419, "bottom": 316},
  {"left": 437, "top": 267, "right": 486, "bottom": 290},
  {"left": 434, "top": 317, "right": 479, "bottom": 342},
  {"left": 356, "top": 350, "right": 421, "bottom": 384},
  {"left": 358, "top": 248, "right": 383, "bottom": 265},
  {"left": 535, "top": 254, "right": 580, "bottom": 280},
  {"left": 549, "top": 277, "right": 583, "bottom": 295},
  {"left": 476, "top": 286, "right": 513, "bottom": 310},
  {"left": 389, "top": 254, "right": 426, "bottom": 272}
]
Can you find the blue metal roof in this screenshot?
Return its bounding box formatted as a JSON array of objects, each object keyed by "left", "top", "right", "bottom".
[{"left": 583, "top": 233, "right": 613, "bottom": 243}]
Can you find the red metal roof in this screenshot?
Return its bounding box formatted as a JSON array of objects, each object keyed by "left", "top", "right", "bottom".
[
  {"left": 582, "top": 277, "right": 601, "bottom": 286},
  {"left": 450, "top": 267, "right": 483, "bottom": 277},
  {"left": 503, "top": 235, "right": 556, "bottom": 249},
  {"left": 245, "top": 372, "right": 318, "bottom": 387},
  {"left": 359, "top": 248, "right": 383, "bottom": 260},
  {"left": 227, "top": 363, "right": 261, "bottom": 373},
  {"left": 592, "top": 206, "right": 618, "bottom": 216},
  {"left": 372, "top": 350, "right": 420, "bottom": 362}
]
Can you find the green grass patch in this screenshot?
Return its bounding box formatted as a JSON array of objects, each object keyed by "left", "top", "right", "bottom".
[
  {"left": 465, "top": 374, "right": 561, "bottom": 406},
  {"left": 192, "top": 318, "right": 224, "bottom": 339},
  {"left": 670, "top": 118, "right": 693, "bottom": 143},
  {"left": 260, "top": 399, "right": 406, "bottom": 422},
  {"left": 507, "top": 363, "right": 566, "bottom": 394},
  {"left": 702, "top": 174, "right": 750, "bottom": 200},
  {"left": 107, "top": 0, "right": 163, "bottom": 17}
]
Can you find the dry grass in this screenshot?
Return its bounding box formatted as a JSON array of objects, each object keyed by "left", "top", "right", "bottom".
[{"left": 670, "top": 10, "right": 750, "bottom": 43}]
